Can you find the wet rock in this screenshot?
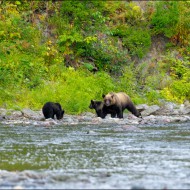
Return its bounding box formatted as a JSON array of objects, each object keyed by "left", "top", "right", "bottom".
[
  {"left": 27, "top": 118, "right": 59, "bottom": 127},
  {"left": 0, "top": 115, "right": 6, "bottom": 121},
  {"left": 0, "top": 108, "right": 8, "bottom": 116},
  {"left": 179, "top": 104, "right": 190, "bottom": 115},
  {"left": 91, "top": 117, "right": 103, "bottom": 124},
  {"left": 127, "top": 114, "right": 142, "bottom": 124},
  {"left": 114, "top": 118, "right": 127, "bottom": 125},
  {"left": 81, "top": 112, "right": 95, "bottom": 118},
  {"left": 114, "top": 125, "right": 142, "bottom": 132},
  {"left": 104, "top": 117, "right": 122, "bottom": 124},
  {"left": 184, "top": 100, "right": 190, "bottom": 107},
  {"left": 164, "top": 102, "right": 178, "bottom": 110},
  {"left": 86, "top": 130, "right": 96, "bottom": 134},
  {"left": 141, "top": 115, "right": 164, "bottom": 124},
  {"left": 11, "top": 111, "right": 23, "bottom": 117},
  {"left": 141, "top": 105, "right": 160, "bottom": 116},
  {"left": 154, "top": 102, "right": 179, "bottom": 115},
  {"left": 63, "top": 115, "right": 79, "bottom": 124},
  {"left": 21, "top": 108, "right": 41, "bottom": 120},
  {"left": 170, "top": 116, "right": 188, "bottom": 123},
  {"left": 79, "top": 116, "right": 93, "bottom": 122},
  {"left": 122, "top": 125, "right": 141, "bottom": 131},
  {"left": 136, "top": 104, "right": 149, "bottom": 112}
]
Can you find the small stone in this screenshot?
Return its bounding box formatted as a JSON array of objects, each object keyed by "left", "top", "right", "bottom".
[{"left": 86, "top": 130, "right": 96, "bottom": 134}]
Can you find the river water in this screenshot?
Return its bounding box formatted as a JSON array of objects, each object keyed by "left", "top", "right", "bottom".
[{"left": 0, "top": 122, "right": 190, "bottom": 189}]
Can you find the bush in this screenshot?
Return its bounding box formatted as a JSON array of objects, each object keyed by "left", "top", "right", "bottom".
[
  {"left": 12, "top": 68, "right": 116, "bottom": 114},
  {"left": 113, "top": 26, "right": 151, "bottom": 58},
  {"left": 151, "top": 2, "right": 179, "bottom": 38},
  {"left": 122, "top": 27, "right": 151, "bottom": 58},
  {"left": 160, "top": 52, "right": 190, "bottom": 102}
]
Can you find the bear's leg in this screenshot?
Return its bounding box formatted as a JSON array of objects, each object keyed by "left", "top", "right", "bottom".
[
  {"left": 45, "top": 109, "right": 54, "bottom": 119},
  {"left": 111, "top": 113, "right": 116, "bottom": 118},
  {"left": 96, "top": 110, "right": 101, "bottom": 117},
  {"left": 101, "top": 112, "right": 107, "bottom": 119},
  {"left": 55, "top": 113, "right": 60, "bottom": 119},
  {"left": 51, "top": 110, "right": 55, "bottom": 119},
  {"left": 126, "top": 103, "right": 141, "bottom": 117},
  {"left": 97, "top": 110, "right": 106, "bottom": 118},
  {"left": 116, "top": 108, "right": 123, "bottom": 118}
]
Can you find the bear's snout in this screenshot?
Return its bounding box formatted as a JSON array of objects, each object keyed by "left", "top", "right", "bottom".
[{"left": 104, "top": 99, "right": 111, "bottom": 106}]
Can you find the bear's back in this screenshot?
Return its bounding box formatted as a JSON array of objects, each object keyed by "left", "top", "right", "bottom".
[{"left": 115, "top": 92, "right": 130, "bottom": 104}]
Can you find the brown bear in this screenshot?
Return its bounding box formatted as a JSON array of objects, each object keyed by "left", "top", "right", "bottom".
[
  {"left": 89, "top": 100, "right": 117, "bottom": 119},
  {"left": 42, "top": 102, "right": 64, "bottom": 120},
  {"left": 102, "top": 92, "right": 142, "bottom": 119}
]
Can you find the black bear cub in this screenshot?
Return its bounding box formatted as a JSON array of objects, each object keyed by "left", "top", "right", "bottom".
[{"left": 42, "top": 102, "right": 64, "bottom": 120}]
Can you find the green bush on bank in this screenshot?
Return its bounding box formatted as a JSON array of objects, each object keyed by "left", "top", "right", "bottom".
[
  {"left": 151, "top": 1, "right": 179, "bottom": 38},
  {"left": 4, "top": 67, "right": 116, "bottom": 113},
  {"left": 160, "top": 53, "right": 190, "bottom": 103}
]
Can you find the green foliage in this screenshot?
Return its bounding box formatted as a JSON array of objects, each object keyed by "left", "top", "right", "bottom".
[
  {"left": 116, "top": 65, "right": 138, "bottom": 95},
  {"left": 151, "top": 2, "right": 179, "bottom": 38},
  {"left": 112, "top": 25, "right": 151, "bottom": 58},
  {"left": 151, "top": 1, "right": 190, "bottom": 46},
  {"left": 145, "top": 90, "right": 163, "bottom": 105},
  {"left": 14, "top": 68, "right": 116, "bottom": 113},
  {"left": 82, "top": 62, "right": 95, "bottom": 71},
  {"left": 83, "top": 35, "right": 130, "bottom": 74},
  {"left": 122, "top": 27, "right": 151, "bottom": 58},
  {"left": 176, "top": 2, "right": 190, "bottom": 46},
  {"left": 125, "top": 2, "right": 145, "bottom": 26},
  {"left": 160, "top": 52, "right": 190, "bottom": 102}
]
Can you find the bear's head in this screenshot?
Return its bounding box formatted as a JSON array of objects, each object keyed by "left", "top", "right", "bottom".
[
  {"left": 56, "top": 110, "right": 64, "bottom": 120},
  {"left": 89, "top": 100, "right": 103, "bottom": 110},
  {"left": 135, "top": 110, "right": 142, "bottom": 118},
  {"left": 55, "top": 103, "right": 64, "bottom": 120},
  {"left": 102, "top": 93, "right": 115, "bottom": 106}
]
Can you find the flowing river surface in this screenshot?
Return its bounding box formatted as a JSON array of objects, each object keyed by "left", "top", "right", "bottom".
[{"left": 0, "top": 122, "right": 190, "bottom": 189}]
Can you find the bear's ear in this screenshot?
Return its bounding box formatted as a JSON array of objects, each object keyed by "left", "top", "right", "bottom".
[
  {"left": 102, "top": 94, "right": 105, "bottom": 98},
  {"left": 111, "top": 94, "right": 114, "bottom": 99},
  {"left": 91, "top": 100, "right": 95, "bottom": 105}
]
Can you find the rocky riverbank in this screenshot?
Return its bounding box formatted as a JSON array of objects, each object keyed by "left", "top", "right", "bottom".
[{"left": 1, "top": 101, "right": 190, "bottom": 127}]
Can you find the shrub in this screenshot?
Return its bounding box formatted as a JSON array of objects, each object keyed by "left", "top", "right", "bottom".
[
  {"left": 113, "top": 26, "right": 151, "bottom": 58},
  {"left": 13, "top": 68, "right": 116, "bottom": 114},
  {"left": 151, "top": 2, "right": 179, "bottom": 38},
  {"left": 160, "top": 52, "right": 190, "bottom": 102}
]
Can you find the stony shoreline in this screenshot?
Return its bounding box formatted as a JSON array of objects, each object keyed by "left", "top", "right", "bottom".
[{"left": 1, "top": 101, "right": 190, "bottom": 127}]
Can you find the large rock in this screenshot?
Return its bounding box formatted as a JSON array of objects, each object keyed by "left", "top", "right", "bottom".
[
  {"left": 0, "top": 108, "right": 8, "bottom": 116},
  {"left": 141, "top": 105, "right": 160, "bottom": 116},
  {"left": 179, "top": 104, "right": 190, "bottom": 115},
  {"left": 154, "top": 102, "right": 190, "bottom": 115},
  {"left": 21, "top": 108, "right": 41, "bottom": 120},
  {"left": 136, "top": 104, "right": 149, "bottom": 112},
  {"left": 154, "top": 102, "right": 179, "bottom": 115}
]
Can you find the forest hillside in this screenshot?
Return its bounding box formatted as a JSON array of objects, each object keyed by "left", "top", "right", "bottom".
[{"left": 0, "top": 1, "right": 190, "bottom": 114}]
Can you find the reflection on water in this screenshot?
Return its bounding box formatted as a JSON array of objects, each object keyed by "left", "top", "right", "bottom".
[{"left": 0, "top": 123, "right": 190, "bottom": 189}]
